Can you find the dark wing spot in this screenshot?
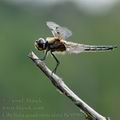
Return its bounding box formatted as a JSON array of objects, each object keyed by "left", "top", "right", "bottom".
[{"left": 57, "top": 31, "right": 60, "bottom": 34}]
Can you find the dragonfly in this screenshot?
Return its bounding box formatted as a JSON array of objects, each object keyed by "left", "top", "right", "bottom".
[{"left": 35, "top": 21, "right": 117, "bottom": 73}]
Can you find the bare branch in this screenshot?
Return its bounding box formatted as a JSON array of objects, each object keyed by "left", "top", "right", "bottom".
[{"left": 28, "top": 51, "right": 110, "bottom": 120}]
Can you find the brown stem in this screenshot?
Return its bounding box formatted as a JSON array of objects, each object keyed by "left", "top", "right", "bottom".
[{"left": 28, "top": 51, "right": 110, "bottom": 120}]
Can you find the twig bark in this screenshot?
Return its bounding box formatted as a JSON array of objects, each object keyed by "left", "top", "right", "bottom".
[{"left": 28, "top": 51, "right": 110, "bottom": 120}]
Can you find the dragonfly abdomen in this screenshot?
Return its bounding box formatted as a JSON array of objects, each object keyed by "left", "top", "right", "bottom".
[
  {"left": 84, "top": 45, "right": 117, "bottom": 52},
  {"left": 64, "top": 41, "right": 117, "bottom": 54}
]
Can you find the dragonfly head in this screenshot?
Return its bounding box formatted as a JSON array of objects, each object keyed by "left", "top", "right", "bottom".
[{"left": 35, "top": 38, "right": 47, "bottom": 51}]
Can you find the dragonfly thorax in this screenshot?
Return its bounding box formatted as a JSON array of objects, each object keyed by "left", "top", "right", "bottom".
[{"left": 35, "top": 38, "right": 47, "bottom": 51}]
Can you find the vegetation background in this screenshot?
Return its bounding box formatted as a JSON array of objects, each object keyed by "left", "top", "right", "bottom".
[{"left": 0, "top": 0, "right": 119, "bottom": 120}]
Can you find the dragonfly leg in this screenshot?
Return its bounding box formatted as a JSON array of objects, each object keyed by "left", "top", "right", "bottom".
[
  {"left": 50, "top": 51, "right": 60, "bottom": 73},
  {"left": 40, "top": 49, "right": 49, "bottom": 61}
]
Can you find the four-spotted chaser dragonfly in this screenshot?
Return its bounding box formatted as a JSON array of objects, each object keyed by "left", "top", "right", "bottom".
[{"left": 35, "top": 21, "right": 117, "bottom": 73}]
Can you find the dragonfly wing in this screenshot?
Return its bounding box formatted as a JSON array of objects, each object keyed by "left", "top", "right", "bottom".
[
  {"left": 64, "top": 41, "right": 86, "bottom": 53},
  {"left": 57, "top": 27, "right": 72, "bottom": 39},
  {"left": 64, "top": 41, "right": 117, "bottom": 54},
  {"left": 46, "top": 21, "right": 60, "bottom": 38},
  {"left": 46, "top": 21, "right": 72, "bottom": 39}
]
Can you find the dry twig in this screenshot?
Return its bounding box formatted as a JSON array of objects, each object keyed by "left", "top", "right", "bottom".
[{"left": 28, "top": 51, "right": 110, "bottom": 120}]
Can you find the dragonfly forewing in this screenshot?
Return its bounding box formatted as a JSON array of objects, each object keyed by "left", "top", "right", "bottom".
[{"left": 46, "top": 21, "right": 72, "bottom": 40}]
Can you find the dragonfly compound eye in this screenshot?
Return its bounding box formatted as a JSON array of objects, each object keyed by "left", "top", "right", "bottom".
[{"left": 35, "top": 38, "right": 46, "bottom": 51}]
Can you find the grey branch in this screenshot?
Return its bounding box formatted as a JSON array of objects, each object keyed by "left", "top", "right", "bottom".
[{"left": 28, "top": 51, "right": 110, "bottom": 120}]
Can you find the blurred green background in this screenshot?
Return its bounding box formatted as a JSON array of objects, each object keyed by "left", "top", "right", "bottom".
[{"left": 0, "top": 0, "right": 120, "bottom": 120}]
